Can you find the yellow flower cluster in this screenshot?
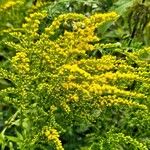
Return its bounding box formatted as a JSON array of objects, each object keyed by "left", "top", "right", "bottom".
[
  {"left": 77, "top": 55, "right": 116, "bottom": 74},
  {"left": 62, "top": 64, "right": 91, "bottom": 78},
  {"left": 44, "top": 129, "right": 64, "bottom": 150},
  {"left": 44, "top": 12, "right": 118, "bottom": 58},
  {"left": 45, "top": 13, "right": 85, "bottom": 35},
  {"left": 90, "top": 12, "right": 119, "bottom": 26},
  {"left": 0, "top": 0, "right": 22, "bottom": 11},
  {"left": 22, "top": 11, "right": 47, "bottom": 33},
  {"left": 69, "top": 94, "right": 79, "bottom": 102},
  {"left": 60, "top": 102, "right": 71, "bottom": 113},
  {"left": 95, "top": 42, "right": 122, "bottom": 49},
  {"left": 109, "top": 133, "right": 148, "bottom": 150},
  {"left": 1, "top": 11, "right": 150, "bottom": 148},
  {"left": 11, "top": 52, "right": 30, "bottom": 74},
  {"left": 98, "top": 71, "right": 148, "bottom": 83},
  {"left": 99, "top": 96, "right": 147, "bottom": 109}
]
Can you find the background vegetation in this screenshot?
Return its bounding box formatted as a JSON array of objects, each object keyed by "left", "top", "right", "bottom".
[{"left": 0, "top": 0, "right": 150, "bottom": 150}]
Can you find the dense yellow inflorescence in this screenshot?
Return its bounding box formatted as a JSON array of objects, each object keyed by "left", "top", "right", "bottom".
[
  {"left": 44, "top": 12, "right": 119, "bottom": 57},
  {"left": 11, "top": 52, "right": 30, "bottom": 74},
  {"left": 1, "top": 11, "right": 150, "bottom": 149},
  {"left": 44, "top": 128, "right": 64, "bottom": 150},
  {"left": 8, "top": 11, "right": 149, "bottom": 111},
  {"left": 0, "top": 0, "right": 22, "bottom": 10}
]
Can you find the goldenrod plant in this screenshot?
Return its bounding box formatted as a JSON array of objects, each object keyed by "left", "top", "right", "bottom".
[
  {"left": 0, "top": 0, "right": 50, "bottom": 29},
  {"left": 0, "top": 0, "right": 28, "bottom": 29},
  {"left": 0, "top": 10, "right": 150, "bottom": 150}
]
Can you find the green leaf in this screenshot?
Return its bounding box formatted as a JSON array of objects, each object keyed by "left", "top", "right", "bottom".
[
  {"left": 90, "top": 143, "right": 101, "bottom": 150},
  {"left": 15, "top": 130, "right": 24, "bottom": 141},
  {"left": 9, "top": 142, "right": 15, "bottom": 150},
  {"left": 6, "top": 135, "right": 21, "bottom": 143},
  {"left": 111, "top": 0, "right": 135, "bottom": 15},
  {"left": 98, "top": 21, "right": 114, "bottom": 35},
  {"left": 0, "top": 131, "right": 6, "bottom": 150}
]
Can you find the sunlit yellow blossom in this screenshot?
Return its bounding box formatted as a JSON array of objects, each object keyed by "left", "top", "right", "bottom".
[
  {"left": 11, "top": 52, "right": 30, "bottom": 74},
  {"left": 44, "top": 129, "right": 64, "bottom": 150},
  {"left": 1, "top": 11, "right": 149, "bottom": 150},
  {"left": 0, "top": 0, "right": 22, "bottom": 10}
]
